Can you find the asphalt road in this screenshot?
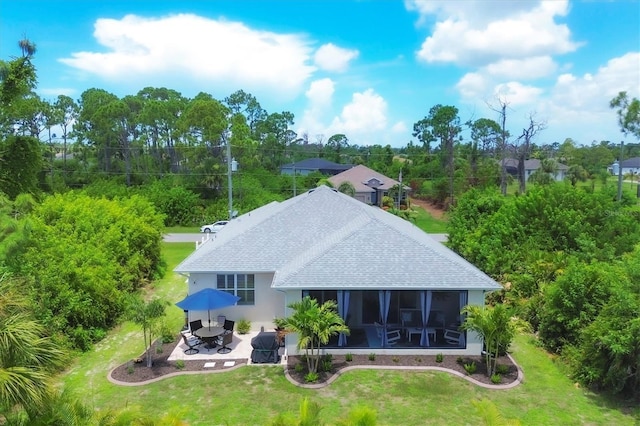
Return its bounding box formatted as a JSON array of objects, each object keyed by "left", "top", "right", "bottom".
[{"left": 163, "top": 233, "right": 448, "bottom": 243}]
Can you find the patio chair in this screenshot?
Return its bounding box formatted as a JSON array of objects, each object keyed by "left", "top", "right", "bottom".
[
  {"left": 181, "top": 333, "right": 202, "bottom": 355},
  {"left": 444, "top": 329, "right": 464, "bottom": 346},
  {"left": 189, "top": 319, "right": 203, "bottom": 336},
  {"left": 223, "top": 319, "right": 235, "bottom": 335},
  {"left": 374, "top": 322, "right": 402, "bottom": 346},
  {"left": 216, "top": 331, "right": 233, "bottom": 354},
  {"left": 217, "top": 315, "right": 226, "bottom": 326}
]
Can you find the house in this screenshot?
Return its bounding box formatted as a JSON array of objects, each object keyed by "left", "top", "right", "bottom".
[
  {"left": 280, "top": 158, "right": 353, "bottom": 176},
  {"left": 503, "top": 158, "right": 569, "bottom": 182},
  {"left": 174, "top": 185, "right": 501, "bottom": 356},
  {"left": 327, "top": 164, "right": 410, "bottom": 206},
  {"left": 610, "top": 157, "right": 640, "bottom": 176}
]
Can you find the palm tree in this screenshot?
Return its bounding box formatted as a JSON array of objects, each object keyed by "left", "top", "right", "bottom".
[
  {"left": 460, "top": 304, "right": 515, "bottom": 377},
  {"left": 275, "top": 296, "right": 349, "bottom": 374},
  {"left": 125, "top": 296, "right": 168, "bottom": 367},
  {"left": 337, "top": 181, "right": 356, "bottom": 197},
  {"left": 0, "top": 276, "right": 65, "bottom": 420}
]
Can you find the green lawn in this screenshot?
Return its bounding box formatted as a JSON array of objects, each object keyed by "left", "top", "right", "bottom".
[
  {"left": 59, "top": 243, "right": 639, "bottom": 425},
  {"left": 413, "top": 205, "right": 448, "bottom": 233}
]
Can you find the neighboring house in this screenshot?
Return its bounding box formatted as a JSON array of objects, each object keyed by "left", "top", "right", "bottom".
[
  {"left": 280, "top": 158, "right": 353, "bottom": 176},
  {"left": 174, "top": 185, "right": 501, "bottom": 356},
  {"left": 610, "top": 157, "right": 640, "bottom": 176},
  {"left": 503, "top": 158, "right": 569, "bottom": 182},
  {"left": 327, "top": 164, "right": 410, "bottom": 206}
]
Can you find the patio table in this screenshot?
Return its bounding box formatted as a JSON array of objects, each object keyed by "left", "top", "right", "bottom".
[{"left": 195, "top": 326, "right": 224, "bottom": 349}]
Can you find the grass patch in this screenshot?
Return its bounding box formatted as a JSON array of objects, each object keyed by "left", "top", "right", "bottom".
[
  {"left": 59, "top": 244, "right": 640, "bottom": 425},
  {"left": 164, "top": 226, "right": 200, "bottom": 233},
  {"left": 412, "top": 206, "right": 448, "bottom": 233}
]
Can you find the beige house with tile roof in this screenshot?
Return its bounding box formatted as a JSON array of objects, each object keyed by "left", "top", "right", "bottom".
[{"left": 327, "top": 164, "right": 410, "bottom": 206}]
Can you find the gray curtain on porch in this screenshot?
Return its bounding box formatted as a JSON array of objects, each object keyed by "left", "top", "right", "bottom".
[
  {"left": 337, "top": 290, "right": 350, "bottom": 346},
  {"left": 420, "top": 290, "right": 433, "bottom": 347},
  {"left": 378, "top": 290, "right": 391, "bottom": 347}
]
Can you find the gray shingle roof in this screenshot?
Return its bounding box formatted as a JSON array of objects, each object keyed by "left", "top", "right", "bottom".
[{"left": 174, "top": 186, "right": 501, "bottom": 291}]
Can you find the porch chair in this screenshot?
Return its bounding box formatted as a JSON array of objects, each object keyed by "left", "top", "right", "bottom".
[
  {"left": 216, "top": 332, "right": 233, "bottom": 354},
  {"left": 374, "top": 322, "right": 402, "bottom": 346},
  {"left": 181, "top": 333, "right": 202, "bottom": 355}
]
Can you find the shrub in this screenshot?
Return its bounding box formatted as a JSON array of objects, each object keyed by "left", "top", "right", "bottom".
[
  {"left": 324, "top": 353, "right": 333, "bottom": 363},
  {"left": 236, "top": 319, "right": 251, "bottom": 334},
  {"left": 392, "top": 356, "right": 399, "bottom": 363},
  {"left": 175, "top": 360, "right": 185, "bottom": 370},
  {"left": 294, "top": 363, "right": 304, "bottom": 373},
  {"left": 464, "top": 362, "right": 477, "bottom": 375},
  {"left": 435, "top": 353, "right": 444, "bottom": 363},
  {"left": 126, "top": 363, "right": 134, "bottom": 375},
  {"left": 496, "top": 364, "right": 509, "bottom": 375},
  {"left": 304, "top": 372, "right": 319, "bottom": 383},
  {"left": 345, "top": 353, "right": 353, "bottom": 362},
  {"left": 368, "top": 353, "right": 376, "bottom": 361},
  {"left": 320, "top": 360, "right": 332, "bottom": 372},
  {"left": 491, "top": 374, "right": 502, "bottom": 384},
  {"left": 456, "top": 356, "right": 464, "bottom": 365}
]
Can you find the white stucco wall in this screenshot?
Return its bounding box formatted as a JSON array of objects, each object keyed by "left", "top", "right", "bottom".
[{"left": 185, "top": 272, "right": 285, "bottom": 332}]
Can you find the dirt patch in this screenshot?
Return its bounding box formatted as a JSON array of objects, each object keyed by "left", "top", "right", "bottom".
[{"left": 410, "top": 198, "right": 447, "bottom": 220}]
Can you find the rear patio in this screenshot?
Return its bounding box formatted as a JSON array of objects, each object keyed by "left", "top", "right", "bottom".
[{"left": 168, "top": 330, "right": 287, "bottom": 365}]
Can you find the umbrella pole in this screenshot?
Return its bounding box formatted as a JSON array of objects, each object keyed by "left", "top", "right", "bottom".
[{"left": 208, "top": 310, "right": 211, "bottom": 330}]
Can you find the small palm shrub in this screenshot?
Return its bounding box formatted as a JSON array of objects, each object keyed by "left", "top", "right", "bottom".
[
  {"left": 368, "top": 353, "right": 376, "bottom": 361},
  {"left": 236, "top": 319, "right": 251, "bottom": 334},
  {"left": 175, "top": 360, "right": 185, "bottom": 370},
  {"left": 345, "top": 353, "right": 353, "bottom": 362},
  {"left": 456, "top": 356, "right": 464, "bottom": 365},
  {"left": 304, "top": 372, "right": 319, "bottom": 383},
  {"left": 392, "top": 356, "right": 400, "bottom": 363},
  {"left": 294, "top": 363, "right": 304, "bottom": 373},
  {"left": 435, "top": 353, "right": 444, "bottom": 363},
  {"left": 464, "top": 361, "right": 477, "bottom": 375},
  {"left": 321, "top": 360, "right": 332, "bottom": 372},
  {"left": 496, "top": 364, "right": 509, "bottom": 375},
  {"left": 491, "top": 374, "right": 502, "bottom": 384}
]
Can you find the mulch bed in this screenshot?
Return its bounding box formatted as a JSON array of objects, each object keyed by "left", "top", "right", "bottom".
[
  {"left": 110, "top": 337, "right": 518, "bottom": 387},
  {"left": 286, "top": 353, "right": 518, "bottom": 386},
  {"left": 109, "top": 338, "right": 248, "bottom": 384}
]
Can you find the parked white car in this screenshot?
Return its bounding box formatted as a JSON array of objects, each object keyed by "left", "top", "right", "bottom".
[{"left": 200, "top": 220, "right": 229, "bottom": 233}]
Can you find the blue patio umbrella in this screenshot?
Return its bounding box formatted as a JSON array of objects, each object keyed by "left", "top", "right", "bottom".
[{"left": 176, "top": 288, "right": 240, "bottom": 329}]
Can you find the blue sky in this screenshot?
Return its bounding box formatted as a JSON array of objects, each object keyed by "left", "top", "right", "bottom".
[{"left": 1, "top": 0, "right": 639, "bottom": 148}]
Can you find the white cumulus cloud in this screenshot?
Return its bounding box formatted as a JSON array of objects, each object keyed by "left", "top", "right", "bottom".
[
  {"left": 410, "top": 0, "right": 579, "bottom": 67},
  {"left": 327, "top": 89, "right": 388, "bottom": 141},
  {"left": 314, "top": 43, "right": 359, "bottom": 72},
  {"left": 59, "top": 13, "right": 315, "bottom": 98}
]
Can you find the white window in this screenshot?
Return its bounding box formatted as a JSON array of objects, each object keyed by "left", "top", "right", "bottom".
[{"left": 217, "top": 274, "right": 255, "bottom": 305}]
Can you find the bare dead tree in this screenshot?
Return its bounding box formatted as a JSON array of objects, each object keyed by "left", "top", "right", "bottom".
[
  {"left": 516, "top": 114, "right": 547, "bottom": 193},
  {"left": 487, "top": 98, "right": 511, "bottom": 195}
]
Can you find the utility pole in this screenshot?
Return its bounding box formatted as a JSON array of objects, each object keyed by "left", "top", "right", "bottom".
[
  {"left": 226, "top": 141, "right": 238, "bottom": 220},
  {"left": 617, "top": 141, "right": 624, "bottom": 202}
]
